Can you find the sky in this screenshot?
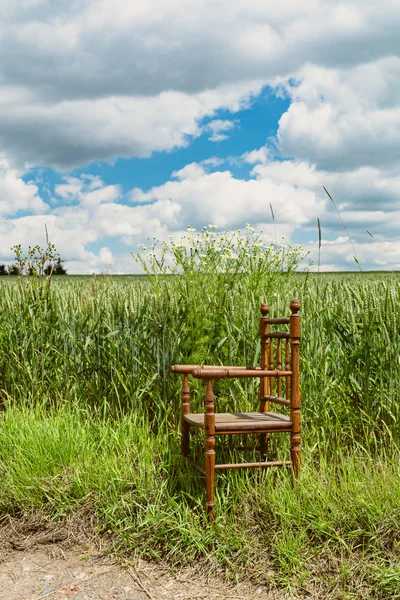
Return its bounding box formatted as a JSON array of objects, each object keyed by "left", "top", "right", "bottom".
[{"left": 1, "top": 0, "right": 400, "bottom": 273}]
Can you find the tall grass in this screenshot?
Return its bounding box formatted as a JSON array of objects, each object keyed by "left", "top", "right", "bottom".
[
  {"left": 1, "top": 262, "right": 399, "bottom": 444},
  {"left": 0, "top": 404, "right": 399, "bottom": 598},
  {"left": 0, "top": 230, "right": 400, "bottom": 598}
]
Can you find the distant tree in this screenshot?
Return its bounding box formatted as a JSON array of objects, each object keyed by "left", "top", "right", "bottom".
[
  {"left": 44, "top": 259, "right": 67, "bottom": 276},
  {"left": 7, "top": 264, "right": 20, "bottom": 276},
  {"left": 11, "top": 238, "right": 67, "bottom": 280},
  {"left": 54, "top": 259, "right": 67, "bottom": 275},
  {"left": 0, "top": 264, "right": 7, "bottom": 276}
]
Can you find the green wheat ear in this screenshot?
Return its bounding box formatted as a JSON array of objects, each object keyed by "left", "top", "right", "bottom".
[{"left": 317, "top": 217, "right": 322, "bottom": 274}]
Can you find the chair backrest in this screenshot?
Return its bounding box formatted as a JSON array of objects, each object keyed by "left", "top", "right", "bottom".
[{"left": 259, "top": 300, "right": 300, "bottom": 413}]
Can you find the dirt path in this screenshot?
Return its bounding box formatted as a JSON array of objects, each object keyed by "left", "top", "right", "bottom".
[
  {"left": 0, "top": 517, "right": 290, "bottom": 600},
  {"left": 0, "top": 545, "right": 287, "bottom": 600}
]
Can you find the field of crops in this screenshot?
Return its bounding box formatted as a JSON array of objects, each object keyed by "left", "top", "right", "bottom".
[{"left": 0, "top": 235, "right": 399, "bottom": 598}]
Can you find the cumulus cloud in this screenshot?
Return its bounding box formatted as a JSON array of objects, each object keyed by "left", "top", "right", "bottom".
[
  {"left": 1, "top": 158, "right": 399, "bottom": 272},
  {"left": 54, "top": 175, "right": 121, "bottom": 208},
  {"left": 130, "top": 161, "right": 325, "bottom": 231},
  {"left": 206, "top": 119, "right": 237, "bottom": 142},
  {"left": 306, "top": 237, "right": 400, "bottom": 272},
  {"left": 0, "top": 211, "right": 98, "bottom": 263},
  {"left": 277, "top": 58, "right": 400, "bottom": 170},
  {"left": 1, "top": 0, "right": 400, "bottom": 169},
  {"left": 0, "top": 156, "right": 48, "bottom": 216},
  {"left": 1, "top": 0, "right": 400, "bottom": 272},
  {"left": 250, "top": 159, "right": 400, "bottom": 239},
  {"left": 242, "top": 146, "right": 271, "bottom": 165},
  {"left": 1, "top": 84, "right": 265, "bottom": 170},
  {"left": 2, "top": 1, "right": 399, "bottom": 100}
]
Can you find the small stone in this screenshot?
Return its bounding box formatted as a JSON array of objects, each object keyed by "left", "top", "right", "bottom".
[
  {"left": 21, "top": 562, "right": 31, "bottom": 574},
  {"left": 256, "top": 586, "right": 263, "bottom": 595},
  {"left": 41, "top": 586, "right": 53, "bottom": 596}
]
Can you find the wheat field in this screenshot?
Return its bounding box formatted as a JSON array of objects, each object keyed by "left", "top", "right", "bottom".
[{"left": 0, "top": 235, "right": 399, "bottom": 598}]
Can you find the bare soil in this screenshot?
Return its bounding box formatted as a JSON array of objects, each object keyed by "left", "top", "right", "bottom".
[{"left": 0, "top": 518, "right": 287, "bottom": 600}]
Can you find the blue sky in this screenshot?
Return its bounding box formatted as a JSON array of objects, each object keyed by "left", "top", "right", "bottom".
[
  {"left": 1, "top": 1, "right": 400, "bottom": 273},
  {"left": 26, "top": 89, "right": 290, "bottom": 197}
]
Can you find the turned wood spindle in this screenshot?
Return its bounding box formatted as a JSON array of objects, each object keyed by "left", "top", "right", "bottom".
[
  {"left": 268, "top": 332, "right": 274, "bottom": 397},
  {"left": 204, "top": 379, "right": 216, "bottom": 521},
  {"left": 289, "top": 299, "right": 301, "bottom": 478},
  {"left": 285, "top": 339, "right": 291, "bottom": 400},
  {"left": 259, "top": 303, "right": 270, "bottom": 456},
  {"left": 259, "top": 303, "right": 270, "bottom": 413},
  {"left": 277, "top": 338, "right": 282, "bottom": 397},
  {"left": 181, "top": 374, "right": 191, "bottom": 457}
]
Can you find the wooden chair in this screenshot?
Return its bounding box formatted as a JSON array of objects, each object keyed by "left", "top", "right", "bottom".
[{"left": 170, "top": 300, "right": 300, "bottom": 521}]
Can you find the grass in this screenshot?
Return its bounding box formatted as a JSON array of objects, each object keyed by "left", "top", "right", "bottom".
[
  {"left": 0, "top": 230, "right": 400, "bottom": 598},
  {"left": 0, "top": 404, "right": 399, "bottom": 598}
]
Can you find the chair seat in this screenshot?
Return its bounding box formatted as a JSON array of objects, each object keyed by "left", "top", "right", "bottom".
[{"left": 184, "top": 411, "right": 292, "bottom": 433}]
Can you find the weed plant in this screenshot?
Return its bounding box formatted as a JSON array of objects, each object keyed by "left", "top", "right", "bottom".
[{"left": 0, "top": 229, "right": 399, "bottom": 598}]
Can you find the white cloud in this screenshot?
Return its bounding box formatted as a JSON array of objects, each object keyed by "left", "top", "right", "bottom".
[
  {"left": 1, "top": 0, "right": 400, "bottom": 169},
  {"left": 206, "top": 119, "right": 236, "bottom": 142},
  {"left": 0, "top": 83, "right": 263, "bottom": 170},
  {"left": 97, "top": 247, "right": 114, "bottom": 273},
  {"left": 200, "top": 157, "right": 225, "bottom": 167},
  {"left": 306, "top": 237, "right": 400, "bottom": 272},
  {"left": 129, "top": 162, "right": 324, "bottom": 231},
  {"left": 277, "top": 58, "right": 400, "bottom": 170},
  {"left": 54, "top": 177, "right": 84, "bottom": 203},
  {"left": 0, "top": 0, "right": 400, "bottom": 272},
  {"left": 0, "top": 212, "right": 98, "bottom": 263},
  {"left": 250, "top": 160, "right": 400, "bottom": 238},
  {"left": 54, "top": 174, "right": 106, "bottom": 203},
  {"left": 1, "top": 158, "right": 400, "bottom": 272},
  {"left": 0, "top": 156, "right": 48, "bottom": 216},
  {"left": 242, "top": 146, "right": 271, "bottom": 165},
  {"left": 54, "top": 175, "right": 121, "bottom": 209}
]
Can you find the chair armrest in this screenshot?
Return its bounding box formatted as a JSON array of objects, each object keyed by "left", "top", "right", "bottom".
[
  {"left": 170, "top": 364, "right": 261, "bottom": 375},
  {"left": 192, "top": 368, "right": 292, "bottom": 379},
  {"left": 171, "top": 365, "right": 201, "bottom": 374}
]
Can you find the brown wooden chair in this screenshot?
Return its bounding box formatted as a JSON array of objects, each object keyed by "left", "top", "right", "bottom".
[{"left": 170, "top": 300, "right": 301, "bottom": 521}]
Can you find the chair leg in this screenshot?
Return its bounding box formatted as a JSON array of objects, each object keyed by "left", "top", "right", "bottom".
[
  {"left": 181, "top": 420, "right": 190, "bottom": 457},
  {"left": 259, "top": 433, "right": 269, "bottom": 456},
  {"left": 181, "top": 374, "right": 191, "bottom": 457},
  {"left": 290, "top": 432, "right": 301, "bottom": 478},
  {"left": 205, "top": 434, "right": 216, "bottom": 522}
]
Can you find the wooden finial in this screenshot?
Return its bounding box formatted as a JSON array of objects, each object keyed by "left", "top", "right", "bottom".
[
  {"left": 260, "top": 303, "right": 269, "bottom": 316},
  {"left": 290, "top": 299, "right": 300, "bottom": 314}
]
